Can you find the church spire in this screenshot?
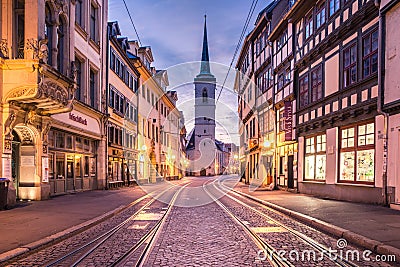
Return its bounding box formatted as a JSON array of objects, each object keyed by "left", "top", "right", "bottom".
[{"left": 199, "top": 15, "right": 211, "bottom": 75}]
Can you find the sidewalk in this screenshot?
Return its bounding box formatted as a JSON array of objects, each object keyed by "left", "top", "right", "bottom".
[
  {"left": 0, "top": 186, "right": 146, "bottom": 256},
  {"left": 234, "top": 182, "right": 400, "bottom": 260}
]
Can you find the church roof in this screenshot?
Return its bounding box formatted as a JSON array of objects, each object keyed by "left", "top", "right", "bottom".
[{"left": 197, "top": 15, "right": 214, "bottom": 78}]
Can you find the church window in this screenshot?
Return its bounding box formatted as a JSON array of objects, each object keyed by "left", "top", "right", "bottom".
[{"left": 202, "top": 88, "right": 208, "bottom": 102}]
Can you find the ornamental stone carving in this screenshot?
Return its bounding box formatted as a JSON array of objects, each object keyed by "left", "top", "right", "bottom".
[
  {"left": 4, "top": 111, "right": 17, "bottom": 138},
  {"left": 38, "top": 81, "right": 69, "bottom": 105},
  {"left": 25, "top": 38, "right": 49, "bottom": 63},
  {"left": 0, "top": 39, "right": 9, "bottom": 58}
]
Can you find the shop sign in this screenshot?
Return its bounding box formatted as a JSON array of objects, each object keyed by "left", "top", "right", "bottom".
[
  {"left": 284, "top": 101, "right": 293, "bottom": 141},
  {"left": 69, "top": 113, "right": 87, "bottom": 125}
]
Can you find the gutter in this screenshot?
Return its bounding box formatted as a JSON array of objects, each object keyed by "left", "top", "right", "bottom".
[{"left": 375, "top": 0, "right": 389, "bottom": 206}]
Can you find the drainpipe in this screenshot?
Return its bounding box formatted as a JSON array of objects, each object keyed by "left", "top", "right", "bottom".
[{"left": 375, "top": 0, "right": 389, "bottom": 206}]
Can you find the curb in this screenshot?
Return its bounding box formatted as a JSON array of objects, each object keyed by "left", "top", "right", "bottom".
[
  {"left": 0, "top": 205, "right": 126, "bottom": 264},
  {"left": 232, "top": 188, "right": 400, "bottom": 264}
]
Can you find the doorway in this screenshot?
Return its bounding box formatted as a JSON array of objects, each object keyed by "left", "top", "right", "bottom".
[
  {"left": 200, "top": 168, "right": 206, "bottom": 176},
  {"left": 287, "top": 155, "right": 294, "bottom": 189},
  {"left": 66, "top": 155, "right": 74, "bottom": 191}
]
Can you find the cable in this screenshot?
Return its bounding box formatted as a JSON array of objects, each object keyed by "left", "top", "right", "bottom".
[
  {"left": 216, "top": 0, "right": 259, "bottom": 103},
  {"left": 122, "top": 0, "right": 142, "bottom": 46}
]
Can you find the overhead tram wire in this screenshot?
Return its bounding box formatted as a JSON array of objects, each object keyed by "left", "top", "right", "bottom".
[
  {"left": 216, "top": 0, "right": 258, "bottom": 104},
  {"left": 122, "top": 0, "right": 142, "bottom": 46}
]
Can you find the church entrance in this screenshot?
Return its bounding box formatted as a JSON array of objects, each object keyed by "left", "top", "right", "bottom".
[{"left": 200, "top": 168, "right": 206, "bottom": 176}]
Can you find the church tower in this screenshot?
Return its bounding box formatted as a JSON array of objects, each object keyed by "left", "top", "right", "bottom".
[{"left": 187, "top": 15, "right": 217, "bottom": 176}]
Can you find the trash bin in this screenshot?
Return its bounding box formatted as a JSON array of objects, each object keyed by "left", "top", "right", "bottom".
[{"left": 0, "top": 178, "right": 10, "bottom": 210}]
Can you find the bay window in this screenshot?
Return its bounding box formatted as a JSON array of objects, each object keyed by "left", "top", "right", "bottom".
[{"left": 339, "top": 122, "right": 375, "bottom": 183}]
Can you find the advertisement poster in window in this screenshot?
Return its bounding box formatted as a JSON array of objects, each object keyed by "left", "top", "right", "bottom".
[{"left": 42, "top": 157, "right": 49, "bottom": 183}]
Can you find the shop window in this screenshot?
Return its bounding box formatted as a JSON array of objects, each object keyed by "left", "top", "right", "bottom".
[
  {"left": 55, "top": 132, "right": 65, "bottom": 148},
  {"left": 75, "top": 156, "right": 81, "bottom": 177},
  {"left": 83, "top": 139, "right": 90, "bottom": 151},
  {"left": 304, "top": 134, "right": 326, "bottom": 180},
  {"left": 279, "top": 156, "right": 284, "bottom": 175},
  {"left": 339, "top": 122, "right": 375, "bottom": 183},
  {"left": 66, "top": 135, "right": 73, "bottom": 149},
  {"left": 76, "top": 137, "right": 83, "bottom": 150},
  {"left": 48, "top": 130, "right": 54, "bottom": 147}
]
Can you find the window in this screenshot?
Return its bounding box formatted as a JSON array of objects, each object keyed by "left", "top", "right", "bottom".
[
  {"left": 75, "top": 0, "right": 83, "bottom": 27},
  {"left": 14, "top": 0, "right": 25, "bottom": 59},
  {"left": 329, "top": 0, "right": 340, "bottom": 17},
  {"left": 311, "top": 65, "right": 323, "bottom": 102},
  {"left": 316, "top": 2, "right": 326, "bottom": 29},
  {"left": 339, "top": 122, "right": 375, "bottom": 183},
  {"left": 362, "top": 29, "right": 378, "bottom": 78},
  {"left": 277, "top": 30, "right": 288, "bottom": 50},
  {"left": 89, "top": 69, "right": 96, "bottom": 108},
  {"left": 45, "top": 4, "right": 53, "bottom": 63},
  {"left": 89, "top": 3, "right": 97, "bottom": 41},
  {"left": 343, "top": 44, "right": 357, "bottom": 87},
  {"left": 279, "top": 109, "right": 285, "bottom": 132},
  {"left": 55, "top": 132, "right": 65, "bottom": 148},
  {"left": 299, "top": 75, "right": 309, "bottom": 108},
  {"left": 277, "top": 72, "right": 285, "bottom": 91},
  {"left": 75, "top": 58, "right": 82, "bottom": 101},
  {"left": 57, "top": 17, "right": 66, "bottom": 73},
  {"left": 305, "top": 12, "right": 313, "bottom": 39},
  {"left": 304, "top": 134, "right": 326, "bottom": 180}
]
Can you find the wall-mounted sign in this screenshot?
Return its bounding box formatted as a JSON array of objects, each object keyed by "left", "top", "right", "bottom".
[
  {"left": 42, "top": 157, "right": 49, "bottom": 183},
  {"left": 52, "top": 109, "right": 101, "bottom": 135},
  {"left": 284, "top": 101, "right": 293, "bottom": 141},
  {"left": 2, "top": 157, "right": 11, "bottom": 179},
  {"left": 69, "top": 113, "right": 87, "bottom": 125}
]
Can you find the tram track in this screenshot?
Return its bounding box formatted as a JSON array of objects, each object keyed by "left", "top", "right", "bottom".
[
  {"left": 4, "top": 182, "right": 188, "bottom": 267},
  {"left": 202, "top": 180, "right": 293, "bottom": 267},
  {"left": 215, "top": 180, "right": 360, "bottom": 267}
]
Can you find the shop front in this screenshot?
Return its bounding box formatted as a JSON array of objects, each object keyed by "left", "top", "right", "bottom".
[{"left": 50, "top": 109, "right": 104, "bottom": 195}]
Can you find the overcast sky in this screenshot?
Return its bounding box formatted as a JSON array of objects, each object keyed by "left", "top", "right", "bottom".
[{"left": 109, "top": 0, "right": 267, "bottom": 144}]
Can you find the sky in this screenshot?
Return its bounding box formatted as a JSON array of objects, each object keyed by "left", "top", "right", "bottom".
[{"left": 109, "top": 0, "right": 267, "bottom": 144}]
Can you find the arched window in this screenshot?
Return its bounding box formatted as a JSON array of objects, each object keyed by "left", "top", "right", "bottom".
[
  {"left": 202, "top": 88, "right": 208, "bottom": 102},
  {"left": 13, "top": 0, "right": 25, "bottom": 58},
  {"left": 45, "top": 4, "right": 53, "bottom": 64}
]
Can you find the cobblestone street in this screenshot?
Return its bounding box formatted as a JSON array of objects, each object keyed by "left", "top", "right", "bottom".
[{"left": 2, "top": 176, "right": 398, "bottom": 266}]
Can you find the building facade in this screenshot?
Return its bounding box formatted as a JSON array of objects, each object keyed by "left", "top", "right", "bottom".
[
  {"left": 107, "top": 21, "right": 139, "bottom": 188},
  {"left": 1, "top": 0, "right": 107, "bottom": 202},
  {"left": 236, "top": 0, "right": 397, "bottom": 204},
  {"left": 381, "top": 0, "right": 400, "bottom": 207}
]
